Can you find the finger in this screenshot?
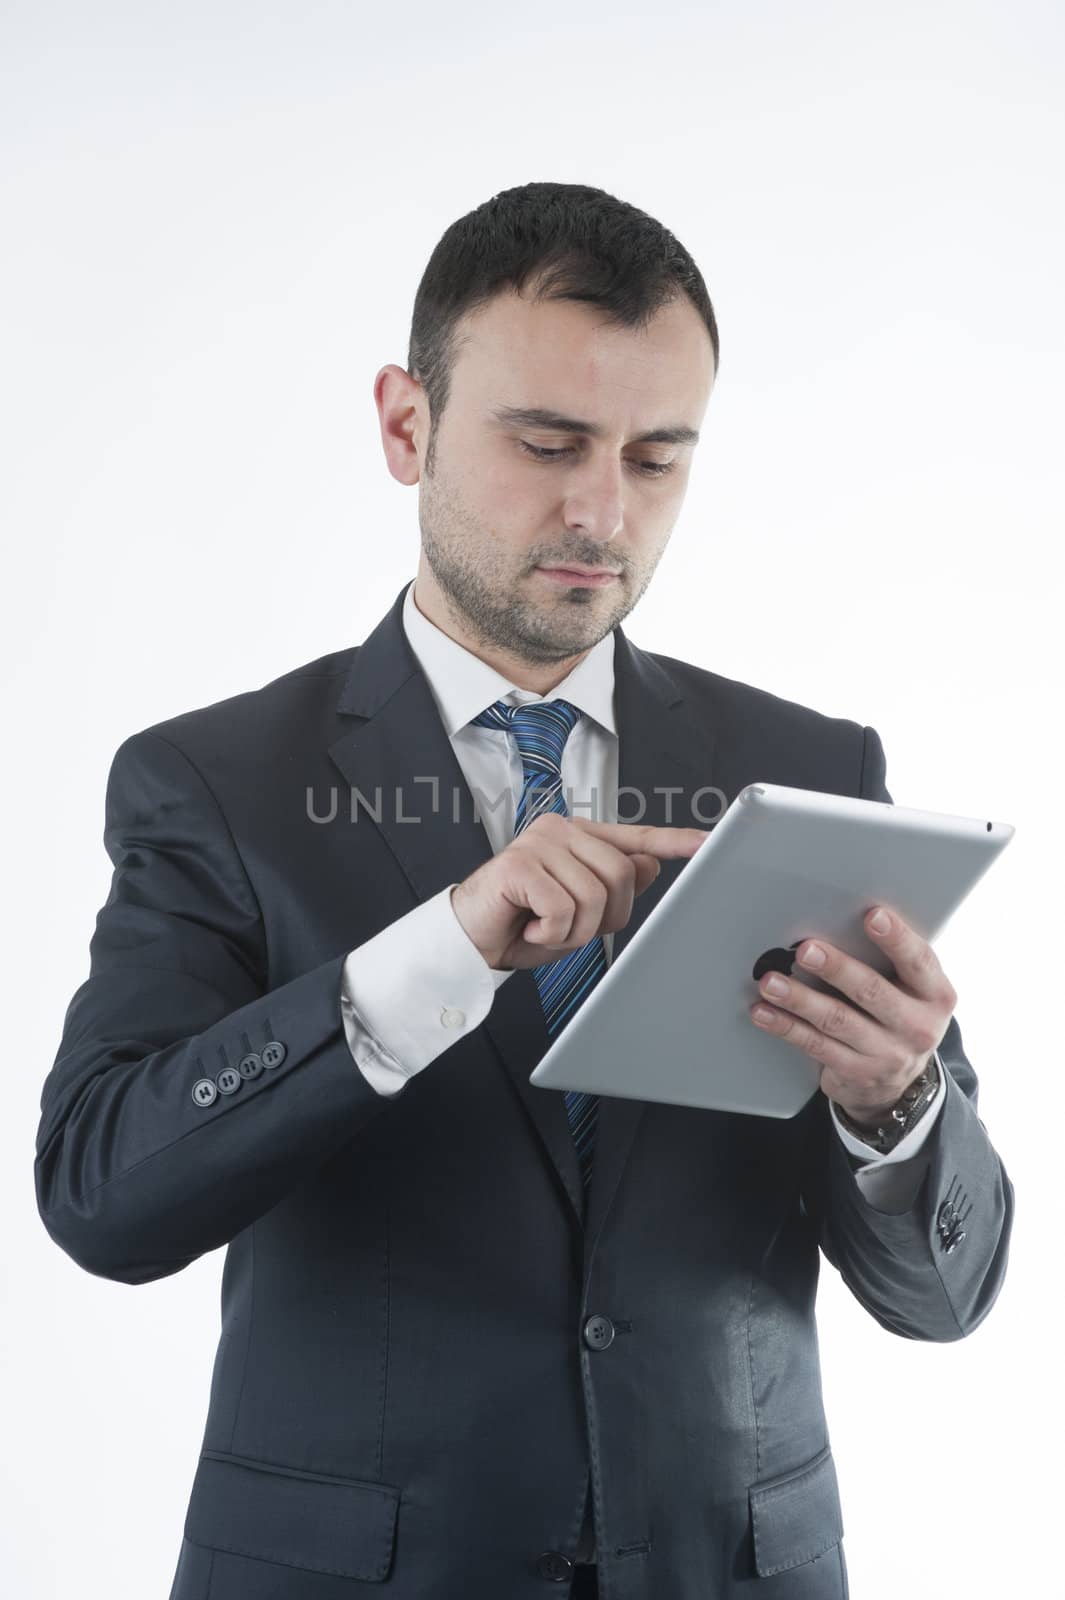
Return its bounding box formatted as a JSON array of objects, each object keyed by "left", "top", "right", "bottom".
[
  {"left": 556, "top": 829, "right": 654, "bottom": 932},
  {"left": 571, "top": 818, "right": 709, "bottom": 859},
  {"left": 514, "top": 858, "right": 582, "bottom": 947},
  {"left": 629, "top": 853, "right": 664, "bottom": 897},
  {"left": 751, "top": 970, "right": 886, "bottom": 1058},
  {"left": 786, "top": 931, "right": 917, "bottom": 1037},
  {"left": 524, "top": 845, "right": 610, "bottom": 950},
  {"left": 750, "top": 1001, "right": 868, "bottom": 1073},
  {"left": 862, "top": 905, "right": 958, "bottom": 1008},
  {"left": 750, "top": 1005, "right": 901, "bottom": 1106}
]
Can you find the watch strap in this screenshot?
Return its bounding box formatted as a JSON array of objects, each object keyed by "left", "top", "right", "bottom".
[{"left": 833, "top": 1056, "right": 942, "bottom": 1155}]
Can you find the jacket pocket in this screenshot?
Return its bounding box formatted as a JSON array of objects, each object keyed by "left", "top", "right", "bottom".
[
  {"left": 748, "top": 1444, "right": 844, "bottom": 1578},
  {"left": 184, "top": 1449, "right": 400, "bottom": 1581}
]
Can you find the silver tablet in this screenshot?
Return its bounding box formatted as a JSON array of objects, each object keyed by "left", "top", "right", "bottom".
[{"left": 529, "top": 783, "right": 1015, "bottom": 1118}]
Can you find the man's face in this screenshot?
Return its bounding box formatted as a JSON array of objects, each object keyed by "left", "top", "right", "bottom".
[{"left": 382, "top": 284, "right": 715, "bottom": 675}]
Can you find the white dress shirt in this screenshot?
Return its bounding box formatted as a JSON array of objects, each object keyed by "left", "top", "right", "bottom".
[{"left": 339, "top": 579, "right": 946, "bottom": 1214}]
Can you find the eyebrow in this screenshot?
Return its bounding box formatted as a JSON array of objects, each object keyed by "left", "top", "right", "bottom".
[{"left": 488, "top": 405, "right": 700, "bottom": 448}]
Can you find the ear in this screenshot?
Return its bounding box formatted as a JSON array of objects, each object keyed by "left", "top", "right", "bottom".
[{"left": 374, "top": 364, "right": 427, "bottom": 487}]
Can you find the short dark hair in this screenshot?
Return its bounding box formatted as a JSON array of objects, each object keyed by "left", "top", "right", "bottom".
[{"left": 406, "top": 181, "right": 718, "bottom": 473}]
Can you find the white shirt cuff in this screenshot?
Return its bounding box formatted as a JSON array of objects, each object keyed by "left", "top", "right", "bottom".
[
  {"left": 829, "top": 1049, "right": 948, "bottom": 1213},
  {"left": 340, "top": 884, "right": 514, "bottom": 1096}
]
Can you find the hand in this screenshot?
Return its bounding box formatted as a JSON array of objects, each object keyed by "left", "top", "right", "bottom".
[
  {"left": 451, "top": 812, "right": 708, "bottom": 972},
  {"left": 748, "top": 906, "right": 956, "bottom": 1125}
]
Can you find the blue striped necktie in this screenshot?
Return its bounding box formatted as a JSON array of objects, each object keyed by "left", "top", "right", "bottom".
[{"left": 469, "top": 697, "right": 604, "bottom": 1192}]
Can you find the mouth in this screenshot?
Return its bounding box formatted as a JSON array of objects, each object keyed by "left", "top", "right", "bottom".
[{"left": 535, "top": 567, "right": 620, "bottom": 588}]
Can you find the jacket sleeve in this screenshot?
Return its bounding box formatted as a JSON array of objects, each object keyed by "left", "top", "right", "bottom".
[
  {"left": 800, "top": 724, "right": 1015, "bottom": 1341},
  {"left": 35, "top": 729, "right": 399, "bottom": 1286}
]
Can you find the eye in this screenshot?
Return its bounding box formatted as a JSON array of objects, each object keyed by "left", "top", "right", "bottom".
[{"left": 518, "top": 441, "right": 676, "bottom": 476}]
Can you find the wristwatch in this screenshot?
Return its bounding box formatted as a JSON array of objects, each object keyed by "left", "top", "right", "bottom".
[{"left": 833, "top": 1057, "right": 942, "bottom": 1154}]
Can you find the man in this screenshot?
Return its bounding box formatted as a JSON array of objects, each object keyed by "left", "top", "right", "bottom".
[{"left": 35, "top": 182, "right": 1013, "bottom": 1599}]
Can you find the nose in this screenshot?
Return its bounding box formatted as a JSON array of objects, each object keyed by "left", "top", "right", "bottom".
[{"left": 561, "top": 458, "right": 625, "bottom": 543}]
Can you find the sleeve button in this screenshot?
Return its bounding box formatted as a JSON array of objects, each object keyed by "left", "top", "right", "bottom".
[
  {"left": 261, "top": 1040, "right": 287, "bottom": 1069},
  {"left": 440, "top": 1008, "right": 466, "bottom": 1029},
  {"left": 192, "top": 1078, "right": 218, "bottom": 1107}
]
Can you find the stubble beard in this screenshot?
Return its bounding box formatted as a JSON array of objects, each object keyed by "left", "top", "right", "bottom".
[{"left": 418, "top": 469, "right": 653, "bottom": 668}]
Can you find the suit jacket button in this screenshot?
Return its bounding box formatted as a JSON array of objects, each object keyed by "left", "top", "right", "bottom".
[
  {"left": 261, "top": 1040, "right": 287, "bottom": 1070},
  {"left": 535, "top": 1551, "right": 574, "bottom": 1581},
  {"left": 216, "top": 1066, "right": 242, "bottom": 1095},
  {"left": 583, "top": 1314, "right": 615, "bottom": 1350},
  {"left": 192, "top": 1078, "right": 218, "bottom": 1107},
  {"left": 237, "top": 1052, "right": 263, "bottom": 1079}
]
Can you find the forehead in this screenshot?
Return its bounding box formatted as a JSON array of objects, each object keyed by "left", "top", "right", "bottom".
[{"left": 450, "top": 287, "right": 714, "bottom": 415}]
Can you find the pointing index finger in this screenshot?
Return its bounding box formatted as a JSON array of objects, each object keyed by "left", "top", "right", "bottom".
[
  {"left": 625, "top": 823, "right": 710, "bottom": 858},
  {"left": 576, "top": 820, "right": 710, "bottom": 858}
]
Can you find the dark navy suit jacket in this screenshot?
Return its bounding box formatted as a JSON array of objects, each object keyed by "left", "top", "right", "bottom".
[{"left": 35, "top": 582, "right": 1013, "bottom": 1598}]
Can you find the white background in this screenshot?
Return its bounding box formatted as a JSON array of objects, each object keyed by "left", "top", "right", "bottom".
[{"left": 2, "top": 1, "right": 1060, "bottom": 1594}]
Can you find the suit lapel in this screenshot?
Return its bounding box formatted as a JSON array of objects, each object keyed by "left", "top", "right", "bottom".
[{"left": 327, "top": 584, "right": 720, "bottom": 1250}]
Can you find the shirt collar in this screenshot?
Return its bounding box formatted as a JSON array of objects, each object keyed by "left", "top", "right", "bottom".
[{"left": 402, "top": 578, "right": 617, "bottom": 739}]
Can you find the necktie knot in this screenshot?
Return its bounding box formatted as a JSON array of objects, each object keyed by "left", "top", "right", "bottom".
[
  {"left": 470, "top": 697, "right": 582, "bottom": 766},
  {"left": 470, "top": 698, "right": 582, "bottom": 830}
]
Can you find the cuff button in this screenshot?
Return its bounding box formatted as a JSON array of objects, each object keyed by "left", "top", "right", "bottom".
[
  {"left": 192, "top": 1078, "right": 218, "bottom": 1107},
  {"left": 261, "top": 1040, "right": 287, "bottom": 1069},
  {"left": 440, "top": 1008, "right": 466, "bottom": 1029}
]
